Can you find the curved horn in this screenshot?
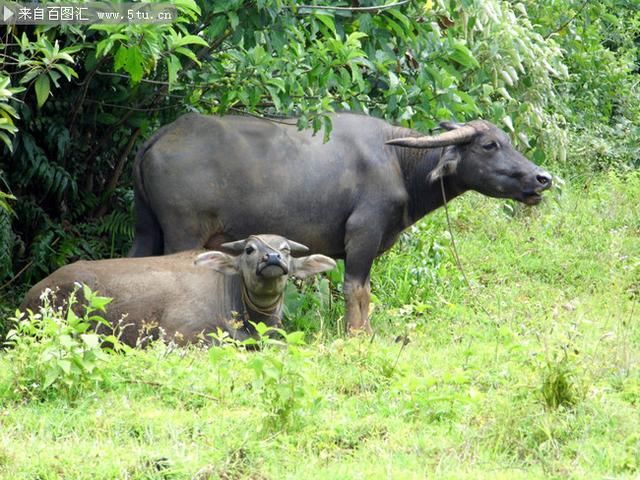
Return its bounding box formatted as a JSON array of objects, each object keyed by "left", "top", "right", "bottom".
[
  {"left": 220, "top": 239, "right": 247, "bottom": 253},
  {"left": 386, "top": 124, "right": 477, "bottom": 148},
  {"left": 287, "top": 239, "right": 310, "bottom": 254}
]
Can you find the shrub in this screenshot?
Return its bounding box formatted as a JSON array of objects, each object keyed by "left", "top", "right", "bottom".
[
  {"left": 2, "top": 284, "right": 124, "bottom": 400},
  {"left": 244, "top": 323, "right": 319, "bottom": 432}
]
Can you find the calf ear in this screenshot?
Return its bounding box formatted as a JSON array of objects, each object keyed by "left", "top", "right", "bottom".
[
  {"left": 429, "top": 146, "right": 460, "bottom": 183},
  {"left": 292, "top": 255, "right": 337, "bottom": 279},
  {"left": 194, "top": 251, "right": 238, "bottom": 275}
]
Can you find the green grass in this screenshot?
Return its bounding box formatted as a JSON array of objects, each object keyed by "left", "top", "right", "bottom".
[{"left": 1, "top": 170, "right": 639, "bottom": 479}]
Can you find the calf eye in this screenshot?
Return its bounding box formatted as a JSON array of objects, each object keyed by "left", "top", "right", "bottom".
[
  {"left": 245, "top": 246, "right": 255, "bottom": 255},
  {"left": 482, "top": 141, "right": 498, "bottom": 151}
]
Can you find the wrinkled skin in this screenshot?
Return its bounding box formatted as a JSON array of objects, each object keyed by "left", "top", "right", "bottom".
[
  {"left": 21, "top": 235, "right": 335, "bottom": 346},
  {"left": 129, "top": 113, "right": 552, "bottom": 334}
]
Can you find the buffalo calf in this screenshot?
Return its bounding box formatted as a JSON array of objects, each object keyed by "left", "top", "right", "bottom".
[{"left": 21, "top": 235, "right": 336, "bottom": 346}]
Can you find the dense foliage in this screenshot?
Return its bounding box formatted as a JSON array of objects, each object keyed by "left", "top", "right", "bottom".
[{"left": 0, "top": 0, "right": 638, "bottom": 310}]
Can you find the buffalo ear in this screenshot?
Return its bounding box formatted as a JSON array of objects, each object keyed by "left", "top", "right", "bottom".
[
  {"left": 292, "top": 254, "right": 336, "bottom": 279},
  {"left": 429, "top": 146, "right": 460, "bottom": 183},
  {"left": 195, "top": 251, "right": 239, "bottom": 275}
]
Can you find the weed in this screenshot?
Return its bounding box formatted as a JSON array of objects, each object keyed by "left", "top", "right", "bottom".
[
  {"left": 3, "top": 284, "right": 124, "bottom": 400},
  {"left": 541, "top": 357, "right": 579, "bottom": 410},
  {"left": 245, "top": 323, "right": 319, "bottom": 432}
]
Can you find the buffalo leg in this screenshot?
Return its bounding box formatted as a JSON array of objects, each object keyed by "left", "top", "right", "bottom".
[
  {"left": 344, "top": 218, "right": 381, "bottom": 334},
  {"left": 128, "top": 191, "right": 164, "bottom": 257},
  {"left": 343, "top": 275, "right": 372, "bottom": 334},
  {"left": 161, "top": 217, "right": 206, "bottom": 254}
]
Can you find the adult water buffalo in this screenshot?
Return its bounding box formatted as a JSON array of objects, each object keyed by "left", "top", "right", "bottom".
[
  {"left": 21, "top": 235, "right": 336, "bottom": 346},
  {"left": 129, "top": 113, "right": 552, "bottom": 333}
]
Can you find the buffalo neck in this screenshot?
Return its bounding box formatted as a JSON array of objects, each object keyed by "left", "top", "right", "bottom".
[
  {"left": 391, "top": 138, "right": 467, "bottom": 225},
  {"left": 240, "top": 281, "right": 283, "bottom": 327}
]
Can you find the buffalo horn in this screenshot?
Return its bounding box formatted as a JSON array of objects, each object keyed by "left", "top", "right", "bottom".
[
  {"left": 220, "top": 239, "right": 247, "bottom": 253},
  {"left": 287, "top": 240, "right": 310, "bottom": 254},
  {"left": 386, "top": 124, "right": 477, "bottom": 148}
]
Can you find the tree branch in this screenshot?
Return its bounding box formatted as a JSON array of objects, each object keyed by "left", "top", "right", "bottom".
[
  {"left": 544, "top": 0, "right": 590, "bottom": 40},
  {"left": 93, "top": 128, "right": 142, "bottom": 218},
  {"left": 293, "top": 0, "right": 411, "bottom": 14}
]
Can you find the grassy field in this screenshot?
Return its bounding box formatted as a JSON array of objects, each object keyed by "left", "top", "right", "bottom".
[{"left": 0, "top": 170, "right": 638, "bottom": 479}]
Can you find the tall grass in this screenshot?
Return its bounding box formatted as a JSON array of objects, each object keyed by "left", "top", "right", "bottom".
[{"left": 0, "top": 171, "right": 638, "bottom": 479}]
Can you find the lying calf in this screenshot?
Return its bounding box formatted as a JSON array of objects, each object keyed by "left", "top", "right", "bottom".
[{"left": 21, "top": 235, "right": 336, "bottom": 346}]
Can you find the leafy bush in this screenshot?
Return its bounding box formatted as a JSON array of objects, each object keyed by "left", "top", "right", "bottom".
[
  {"left": 525, "top": 0, "right": 640, "bottom": 171},
  {"left": 3, "top": 284, "right": 124, "bottom": 400}
]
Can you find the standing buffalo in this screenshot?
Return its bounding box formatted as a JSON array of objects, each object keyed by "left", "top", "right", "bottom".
[
  {"left": 21, "top": 235, "right": 336, "bottom": 346},
  {"left": 129, "top": 113, "right": 552, "bottom": 333}
]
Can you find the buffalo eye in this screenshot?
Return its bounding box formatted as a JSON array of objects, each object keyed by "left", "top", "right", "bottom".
[
  {"left": 482, "top": 141, "right": 499, "bottom": 151},
  {"left": 245, "top": 246, "right": 255, "bottom": 255}
]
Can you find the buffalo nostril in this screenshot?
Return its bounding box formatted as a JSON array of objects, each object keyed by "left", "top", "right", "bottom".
[{"left": 536, "top": 173, "right": 552, "bottom": 187}]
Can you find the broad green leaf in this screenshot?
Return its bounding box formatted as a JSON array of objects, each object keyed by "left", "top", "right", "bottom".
[
  {"left": 0, "top": 103, "right": 18, "bottom": 118},
  {"left": 20, "top": 68, "right": 42, "bottom": 85},
  {"left": 0, "top": 131, "right": 13, "bottom": 152},
  {"left": 174, "top": 34, "right": 209, "bottom": 48},
  {"left": 81, "top": 334, "right": 101, "bottom": 349},
  {"left": 52, "top": 64, "right": 78, "bottom": 82},
  {"left": 388, "top": 71, "right": 400, "bottom": 90},
  {"left": 166, "top": 54, "right": 181, "bottom": 84},
  {"left": 61, "top": 44, "right": 84, "bottom": 55},
  {"left": 57, "top": 52, "right": 75, "bottom": 64},
  {"left": 266, "top": 77, "right": 285, "bottom": 92},
  {"left": 253, "top": 322, "right": 270, "bottom": 337},
  {"left": 450, "top": 42, "right": 479, "bottom": 68},
  {"left": 173, "top": 0, "right": 201, "bottom": 17},
  {"left": 284, "top": 331, "right": 306, "bottom": 346},
  {"left": 48, "top": 70, "right": 61, "bottom": 88},
  {"left": 115, "top": 46, "right": 145, "bottom": 83},
  {"left": 34, "top": 74, "right": 50, "bottom": 108},
  {"left": 43, "top": 368, "right": 60, "bottom": 389},
  {"left": 266, "top": 86, "right": 282, "bottom": 110},
  {"left": 113, "top": 45, "right": 128, "bottom": 71},
  {"left": 175, "top": 46, "right": 198, "bottom": 64},
  {"left": 125, "top": 47, "right": 145, "bottom": 83},
  {"left": 314, "top": 13, "right": 336, "bottom": 34},
  {"left": 58, "top": 359, "right": 72, "bottom": 374}
]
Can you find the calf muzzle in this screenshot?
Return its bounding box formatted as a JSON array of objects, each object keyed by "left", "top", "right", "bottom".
[{"left": 257, "top": 252, "right": 288, "bottom": 277}]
